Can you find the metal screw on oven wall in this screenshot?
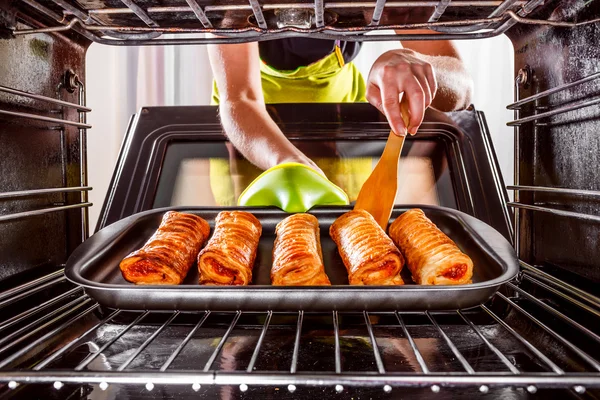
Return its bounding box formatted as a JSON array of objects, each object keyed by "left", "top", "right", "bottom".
[
  {"left": 383, "top": 385, "right": 392, "bottom": 393},
  {"left": 431, "top": 385, "right": 440, "bottom": 393},
  {"left": 516, "top": 66, "right": 532, "bottom": 89},
  {"left": 335, "top": 384, "right": 344, "bottom": 393},
  {"left": 145, "top": 382, "right": 154, "bottom": 391},
  {"left": 287, "top": 384, "right": 296, "bottom": 393},
  {"left": 574, "top": 386, "right": 586, "bottom": 394},
  {"left": 240, "top": 384, "right": 248, "bottom": 392},
  {"left": 62, "top": 69, "right": 79, "bottom": 94},
  {"left": 99, "top": 382, "right": 109, "bottom": 391},
  {"left": 8, "top": 381, "right": 18, "bottom": 389},
  {"left": 526, "top": 385, "right": 537, "bottom": 393},
  {"left": 192, "top": 383, "right": 201, "bottom": 391},
  {"left": 53, "top": 381, "right": 63, "bottom": 390},
  {"left": 479, "top": 385, "right": 489, "bottom": 393}
]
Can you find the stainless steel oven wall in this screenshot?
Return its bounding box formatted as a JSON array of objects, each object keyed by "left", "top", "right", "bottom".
[
  {"left": 0, "top": 2, "right": 89, "bottom": 282},
  {"left": 506, "top": 0, "right": 600, "bottom": 284}
]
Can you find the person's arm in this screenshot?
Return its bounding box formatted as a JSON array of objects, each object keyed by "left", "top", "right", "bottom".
[
  {"left": 366, "top": 32, "right": 473, "bottom": 135},
  {"left": 207, "top": 41, "right": 321, "bottom": 172}
]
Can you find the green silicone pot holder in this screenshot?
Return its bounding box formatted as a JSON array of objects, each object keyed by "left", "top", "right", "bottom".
[{"left": 238, "top": 162, "right": 350, "bottom": 213}]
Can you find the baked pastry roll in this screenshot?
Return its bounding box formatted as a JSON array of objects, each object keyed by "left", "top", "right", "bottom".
[
  {"left": 271, "top": 213, "right": 331, "bottom": 285},
  {"left": 120, "top": 211, "right": 210, "bottom": 285},
  {"left": 330, "top": 209, "right": 404, "bottom": 285},
  {"left": 198, "top": 211, "right": 262, "bottom": 285},
  {"left": 389, "top": 208, "right": 474, "bottom": 285}
]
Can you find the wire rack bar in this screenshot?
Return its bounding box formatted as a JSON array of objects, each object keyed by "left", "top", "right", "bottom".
[
  {"left": 0, "top": 302, "right": 98, "bottom": 369},
  {"left": 160, "top": 311, "right": 211, "bottom": 371},
  {"left": 369, "top": 0, "right": 386, "bottom": 25},
  {"left": 522, "top": 274, "right": 600, "bottom": 318},
  {"left": 0, "top": 270, "right": 63, "bottom": 302},
  {"left": 203, "top": 311, "right": 241, "bottom": 372},
  {"left": 519, "top": 261, "right": 600, "bottom": 308},
  {"left": 333, "top": 311, "right": 341, "bottom": 374},
  {"left": 0, "top": 202, "right": 93, "bottom": 223},
  {"left": 0, "top": 295, "right": 90, "bottom": 349},
  {"left": 290, "top": 311, "right": 303, "bottom": 374},
  {"left": 184, "top": 0, "right": 213, "bottom": 28},
  {"left": 364, "top": 312, "right": 385, "bottom": 373},
  {"left": 395, "top": 312, "right": 429, "bottom": 373},
  {"left": 0, "top": 276, "right": 65, "bottom": 310},
  {"left": 508, "top": 185, "right": 600, "bottom": 197},
  {"left": 248, "top": 0, "right": 267, "bottom": 29},
  {"left": 314, "top": 0, "right": 325, "bottom": 27},
  {"left": 480, "top": 304, "right": 564, "bottom": 374},
  {"left": 428, "top": 0, "right": 452, "bottom": 22},
  {"left": 34, "top": 309, "right": 123, "bottom": 370},
  {"left": 0, "top": 186, "right": 92, "bottom": 199},
  {"left": 82, "top": 1, "right": 523, "bottom": 14},
  {"left": 457, "top": 311, "right": 520, "bottom": 374},
  {"left": 507, "top": 72, "right": 600, "bottom": 110},
  {"left": 19, "top": 0, "right": 101, "bottom": 42},
  {"left": 75, "top": 78, "right": 89, "bottom": 241},
  {"left": 10, "top": 19, "right": 508, "bottom": 44},
  {"left": 75, "top": 311, "right": 150, "bottom": 371},
  {"left": 0, "top": 86, "right": 91, "bottom": 112},
  {"left": 1, "top": 371, "right": 599, "bottom": 387},
  {"left": 119, "top": 0, "right": 159, "bottom": 27},
  {"left": 506, "top": 283, "right": 600, "bottom": 343},
  {"left": 50, "top": 0, "right": 95, "bottom": 24},
  {"left": 507, "top": 202, "right": 600, "bottom": 223},
  {"left": 497, "top": 292, "right": 600, "bottom": 371},
  {"left": 487, "top": 0, "right": 520, "bottom": 17},
  {"left": 0, "top": 286, "right": 82, "bottom": 334},
  {"left": 15, "top": 16, "right": 508, "bottom": 34},
  {"left": 0, "top": 109, "right": 92, "bottom": 129},
  {"left": 507, "top": 96, "right": 600, "bottom": 126},
  {"left": 427, "top": 312, "right": 475, "bottom": 374},
  {"left": 247, "top": 311, "right": 272, "bottom": 373},
  {"left": 117, "top": 312, "right": 180, "bottom": 371}
]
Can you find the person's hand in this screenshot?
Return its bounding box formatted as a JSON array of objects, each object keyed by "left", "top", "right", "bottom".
[{"left": 366, "top": 48, "right": 438, "bottom": 136}]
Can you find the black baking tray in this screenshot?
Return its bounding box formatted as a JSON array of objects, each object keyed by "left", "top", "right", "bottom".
[{"left": 65, "top": 205, "right": 518, "bottom": 311}]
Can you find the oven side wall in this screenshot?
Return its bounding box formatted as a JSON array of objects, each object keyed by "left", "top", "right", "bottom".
[
  {"left": 507, "top": 0, "right": 600, "bottom": 283},
  {"left": 0, "top": 4, "right": 89, "bottom": 283}
]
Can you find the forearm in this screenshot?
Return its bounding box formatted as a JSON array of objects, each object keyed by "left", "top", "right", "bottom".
[
  {"left": 417, "top": 52, "right": 473, "bottom": 112},
  {"left": 219, "top": 98, "right": 304, "bottom": 171}
]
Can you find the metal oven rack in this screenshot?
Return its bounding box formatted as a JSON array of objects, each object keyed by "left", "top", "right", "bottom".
[
  {"left": 508, "top": 71, "right": 600, "bottom": 226},
  {"left": 9, "top": 0, "right": 600, "bottom": 45},
  {"left": 0, "top": 83, "right": 92, "bottom": 240},
  {"left": 0, "top": 262, "right": 597, "bottom": 397}
]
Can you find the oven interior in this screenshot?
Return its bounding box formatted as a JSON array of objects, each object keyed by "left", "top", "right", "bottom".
[{"left": 0, "top": 0, "right": 599, "bottom": 398}]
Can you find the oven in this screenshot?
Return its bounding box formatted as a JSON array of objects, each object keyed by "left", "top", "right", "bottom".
[{"left": 0, "top": 0, "right": 599, "bottom": 399}]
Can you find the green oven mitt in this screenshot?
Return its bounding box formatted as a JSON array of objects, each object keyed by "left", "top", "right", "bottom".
[{"left": 238, "top": 162, "right": 349, "bottom": 213}]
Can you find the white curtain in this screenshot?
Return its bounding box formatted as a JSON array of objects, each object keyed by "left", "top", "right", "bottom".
[{"left": 86, "top": 35, "right": 514, "bottom": 232}]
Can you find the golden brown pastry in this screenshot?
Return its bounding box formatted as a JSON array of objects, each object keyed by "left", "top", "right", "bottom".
[
  {"left": 330, "top": 209, "right": 404, "bottom": 285},
  {"left": 271, "top": 214, "right": 331, "bottom": 286},
  {"left": 198, "top": 211, "right": 262, "bottom": 285},
  {"left": 119, "top": 211, "right": 210, "bottom": 285},
  {"left": 389, "top": 208, "right": 474, "bottom": 285}
]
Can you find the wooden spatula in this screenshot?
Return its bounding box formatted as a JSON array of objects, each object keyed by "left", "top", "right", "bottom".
[{"left": 354, "top": 100, "right": 411, "bottom": 230}]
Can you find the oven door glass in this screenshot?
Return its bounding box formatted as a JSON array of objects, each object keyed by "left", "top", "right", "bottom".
[{"left": 153, "top": 139, "right": 457, "bottom": 209}]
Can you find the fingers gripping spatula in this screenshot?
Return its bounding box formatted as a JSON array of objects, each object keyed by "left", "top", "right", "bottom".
[{"left": 354, "top": 100, "right": 411, "bottom": 230}]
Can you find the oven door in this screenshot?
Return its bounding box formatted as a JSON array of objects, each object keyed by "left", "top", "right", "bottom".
[{"left": 97, "top": 103, "right": 511, "bottom": 241}]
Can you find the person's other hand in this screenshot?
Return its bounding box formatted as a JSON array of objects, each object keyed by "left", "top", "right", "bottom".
[{"left": 366, "top": 48, "right": 438, "bottom": 136}]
